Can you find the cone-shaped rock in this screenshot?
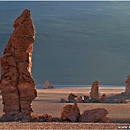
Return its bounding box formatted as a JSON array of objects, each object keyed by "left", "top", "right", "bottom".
[
  {"left": 0, "top": 9, "right": 37, "bottom": 121},
  {"left": 43, "top": 80, "right": 55, "bottom": 89}
]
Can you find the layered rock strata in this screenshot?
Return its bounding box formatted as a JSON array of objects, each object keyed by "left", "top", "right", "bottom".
[{"left": 0, "top": 9, "right": 37, "bottom": 121}]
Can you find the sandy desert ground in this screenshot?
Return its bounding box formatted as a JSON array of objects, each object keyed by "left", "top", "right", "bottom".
[{"left": 0, "top": 86, "right": 130, "bottom": 129}]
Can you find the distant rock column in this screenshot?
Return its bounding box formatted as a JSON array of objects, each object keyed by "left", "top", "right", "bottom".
[
  {"left": 90, "top": 80, "right": 99, "bottom": 100},
  {"left": 0, "top": 9, "right": 37, "bottom": 121},
  {"left": 123, "top": 75, "right": 130, "bottom": 95}
]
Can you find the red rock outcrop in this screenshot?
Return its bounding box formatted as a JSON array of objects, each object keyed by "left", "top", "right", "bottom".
[
  {"left": 0, "top": 9, "right": 37, "bottom": 121},
  {"left": 43, "top": 80, "right": 55, "bottom": 89},
  {"left": 33, "top": 114, "right": 61, "bottom": 122},
  {"left": 68, "top": 93, "right": 77, "bottom": 102},
  {"left": 100, "top": 94, "right": 107, "bottom": 101},
  {"left": 61, "top": 103, "right": 80, "bottom": 122},
  {"left": 79, "top": 108, "right": 109, "bottom": 123},
  {"left": 76, "top": 96, "right": 83, "bottom": 103},
  {"left": 41, "top": 114, "right": 53, "bottom": 121},
  {"left": 90, "top": 80, "right": 99, "bottom": 100}
]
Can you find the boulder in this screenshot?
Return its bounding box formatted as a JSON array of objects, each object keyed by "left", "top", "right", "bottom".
[
  {"left": 61, "top": 103, "right": 80, "bottom": 122},
  {"left": 41, "top": 114, "right": 53, "bottom": 122},
  {"left": 33, "top": 114, "right": 40, "bottom": 121},
  {"left": 33, "top": 114, "right": 46, "bottom": 122},
  {"left": 118, "top": 98, "right": 127, "bottom": 103},
  {"left": 100, "top": 94, "right": 107, "bottom": 101},
  {"left": 83, "top": 96, "right": 89, "bottom": 102},
  {"left": 76, "top": 96, "right": 83, "bottom": 103},
  {"left": 43, "top": 80, "right": 55, "bottom": 89},
  {"left": 67, "top": 93, "right": 77, "bottom": 102},
  {"left": 0, "top": 9, "right": 37, "bottom": 121},
  {"left": 52, "top": 117, "right": 61, "bottom": 122},
  {"left": 79, "top": 108, "right": 109, "bottom": 123},
  {"left": 60, "top": 98, "right": 67, "bottom": 103}
]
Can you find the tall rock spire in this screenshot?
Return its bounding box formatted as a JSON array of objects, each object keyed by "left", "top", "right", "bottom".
[{"left": 0, "top": 9, "right": 37, "bottom": 121}]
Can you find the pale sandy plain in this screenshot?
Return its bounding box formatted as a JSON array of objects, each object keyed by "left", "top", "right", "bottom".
[{"left": 0, "top": 86, "right": 130, "bottom": 129}]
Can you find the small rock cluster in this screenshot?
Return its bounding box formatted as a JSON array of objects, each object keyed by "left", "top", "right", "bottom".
[
  {"left": 43, "top": 80, "right": 55, "bottom": 89},
  {"left": 33, "top": 114, "right": 61, "bottom": 122},
  {"left": 32, "top": 103, "right": 109, "bottom": 123},
  {"left": 60, "top": 80, "right": 128, "bottom": 103}
]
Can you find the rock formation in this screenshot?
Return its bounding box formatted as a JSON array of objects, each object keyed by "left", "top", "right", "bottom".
[
  {"left": 90, "top": 80, "right": 99, "bottom": 100},
  {"left": 76, "top": 96, "right": 83, "bottom": 103},
  {"left": 79, "top": 108, "right": 109, "bottom": 123},
  {"left": 108, "top": 98, "right": 127, "bottom": 103},
  {"left": 67, "top": 93, "right": 77, "bottom": 102},
  {"left": 61, "top": 103, "right": 80, "bottom": 122},
  {"left": 41, "top": 114, "right": 53, "bottom": 122},
  {"left": 60, "top": 81, "right": 128, "bottom": 104},
  {"left": 43, "top": 80, "right": 55, "bottom": 89},
  {"left": 84, "top": 96, "right": 89, "bottom": 102},
  {"left": 100, "top": 94, "right": 107, "bottom": 101},
  {"left": 122, "top": 75, "right": 130, "bottom": 95},
  {"left": 0, "top": 9, "right": 37, "bottom": 121},
  {"left": 60, "top": 98, "right": 67, "bottom": 103},
  {"left": 61, "top": 103, "right": 109, "bottom": 123},
  {"left": 33, "top": 114, "right": 61, "bottom": 122},
  {"left": 0, "top": 79, "right": 1, "bottom": 91}
]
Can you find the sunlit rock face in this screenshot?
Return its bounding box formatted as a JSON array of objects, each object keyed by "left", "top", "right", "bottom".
[
  {"left": 90, "top": 80, "right": 99, "bottom": 100},
  {"left": 0, "top": 9, "right": 37, "bottom": 121},
  {"left": 61, "top": 103, "right": 80, "bottom": 122}
]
